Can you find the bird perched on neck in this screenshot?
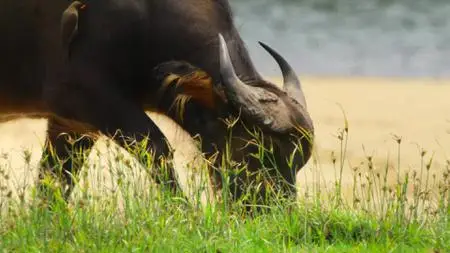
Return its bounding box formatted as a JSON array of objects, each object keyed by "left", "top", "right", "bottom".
[{"left": 60, "top": 1, "right": 86, "bottom": 57}]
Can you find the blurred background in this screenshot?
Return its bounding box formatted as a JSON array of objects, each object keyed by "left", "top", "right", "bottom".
[{"left": 230, "top": 0, "right": 450, "bottom": 78}]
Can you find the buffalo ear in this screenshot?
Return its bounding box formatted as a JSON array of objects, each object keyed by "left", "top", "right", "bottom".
[{"left": 60, "top": 1, "right": 85, "bottom": 50}]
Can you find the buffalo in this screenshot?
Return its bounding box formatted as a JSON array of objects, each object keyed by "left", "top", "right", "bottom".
[{"left": 0, "top": 0, "right": 314, "bottom": 204}]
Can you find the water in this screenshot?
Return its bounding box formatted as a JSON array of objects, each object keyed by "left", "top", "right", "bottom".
[{"left": 230, "top": 0, "right": 450, "bottom": 78}]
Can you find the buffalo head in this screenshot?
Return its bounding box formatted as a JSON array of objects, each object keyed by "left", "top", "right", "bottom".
[{"left": 154, "top": 34, "right": 314, "bottom": 205}]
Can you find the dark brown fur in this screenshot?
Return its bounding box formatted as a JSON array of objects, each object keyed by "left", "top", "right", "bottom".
[{"left": 0, "top": 0, "right": 313, "bottom": 203}]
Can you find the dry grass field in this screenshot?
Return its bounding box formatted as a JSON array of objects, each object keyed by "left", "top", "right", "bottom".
[{"left": 1, "top": 77, "right": 449, "bottom": 205}]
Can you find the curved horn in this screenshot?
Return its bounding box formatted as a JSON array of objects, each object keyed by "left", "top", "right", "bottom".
[
  {"left": 218, "top": 34, "right": 273, "bottom": 126},
  {"left": 218, "top": 33, "right": 255, "bottom": 102},
  {"left": 218, "top": 34, "right": 245, "bottom": 90},
  {"left": 218, "top": 33, "right": 312, "bottom": 134},
  {"left": 258, "top": 42, "right": 307, "bottom": 108}
]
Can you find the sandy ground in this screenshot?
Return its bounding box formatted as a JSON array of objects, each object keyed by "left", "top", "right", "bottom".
[{"left": 1, "top": 77, "right": 449, "bottom": 206}]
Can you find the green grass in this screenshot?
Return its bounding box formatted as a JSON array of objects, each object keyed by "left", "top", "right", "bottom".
[
  {"left": 0, "top": 197, "right": 446, "bottom": 252},
  {"left": 0, "top": 123, "right": 449, "bottom": 252}
]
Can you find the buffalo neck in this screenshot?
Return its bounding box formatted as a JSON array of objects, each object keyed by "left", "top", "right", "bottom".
[{"left": 189, "top": 29, "right": 262, "bottom": 86}]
